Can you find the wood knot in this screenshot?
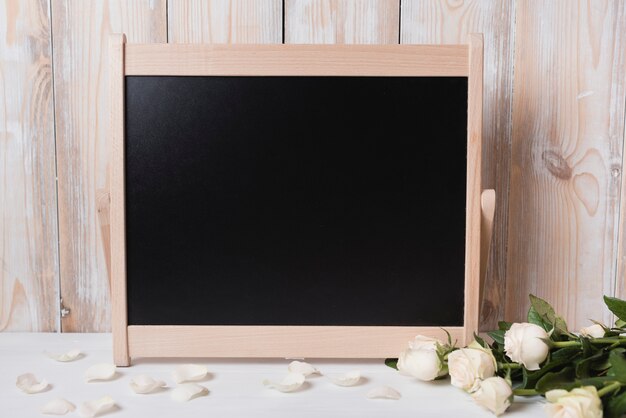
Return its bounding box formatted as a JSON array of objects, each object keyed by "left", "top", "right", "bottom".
[{"left": 542, "top": 150, "right": 571, "bottom": 180}]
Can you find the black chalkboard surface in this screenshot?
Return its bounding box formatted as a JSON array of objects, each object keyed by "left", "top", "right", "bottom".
[{"left": 124, "top": 76, "right": 468, "bottom": 327}]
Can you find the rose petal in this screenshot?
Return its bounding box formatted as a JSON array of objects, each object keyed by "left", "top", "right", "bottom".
[
  {"left": 85, "top": 364, "right": 117, "bottom": 382},
  {"left": 263, "top": 373, "right": 306, "bottom": 392},
  {"left": 16, "top": 373, "right": 49, "bottom": 394},
  {"left": 172, "top": 364, "right": 208, "bottom": 384},
  {"left": 171, "top": 383, "right": 209, "bottom": 401},
  {"left": 45, "top": 349, "right": 82, "bottom": 362},
  {"left": 41, "top": 398, "right": 76, "bottom": 415},
  {"left": 79, "top": 396, "right": 115, "bottom": 418},
  {"left": 129, "top": 374, "right": 166, "bottom": 394},
  {"left": 288, "top": 361, "right": 320, "bottom": 376},
  {"left": 366, "top": 386, "right": 402, "bottom": 400},
  {"left": 326, "top": 370, "right": 361, "bottom": 387}
]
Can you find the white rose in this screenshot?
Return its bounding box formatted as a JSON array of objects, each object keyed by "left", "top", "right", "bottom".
[
  {"left": 397, "top": 335, "right": 447, "bottom": 381},
  {"left": 447, "top": 348, "right": 496, "bottom": 392},
  {"left": 468, "top": 339, "right": 498, "bottom": 370},
  {"left": 579, "top": 324, "right": 605, "bottom": 339},
  {"left": 397, "top": 347, "right": 447, "bottom": 381},
  {"left": 471, "top": 377, "right": 513, "bottom": 416},
  {"left": 545, "top": 386, "right": 602, "bottom": 418},
  {"left": 504, "top": 323, "right": 549, "bottom": 370},
  {"left": 408, "top": 335, "right": 440, "bottom": 350}
]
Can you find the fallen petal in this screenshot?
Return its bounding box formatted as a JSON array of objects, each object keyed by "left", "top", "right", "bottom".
[
  {"left": 327, "top": 370, "right": 361, "bottom": 387},
  {"left": 171, "top": 383, "right": 209, "bottom": 401},
  {"left": 288, "top": 361, "right": 320, "bottom": 376},
  {"left": 172, "top": 364, "right": 208, "bottom": 384},
  {"left": 16, "top": 373, "right": 49, "bottom": 394},
  {"left": 85, "top": 364, "right": 117, "bottom": 382},
  {"left": 263, "top": 373, "right": 306, "bottom": 392},
  {"left": 45, "top": 349, "right": 82, "bottom": 362},
  {"left": 367, "top": 386, "right": 402, "bottom": 400},
  {"left": 129, "top": 374, "right": 166, "bottom": 394},
  {"left": 79, "top": 396, "right": 115, "bottom": 418},
  {"left": 41, "top": 398, "right": 76, "bottom": 415}
]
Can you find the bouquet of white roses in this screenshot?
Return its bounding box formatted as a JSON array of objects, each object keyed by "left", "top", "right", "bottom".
[{"left": 386, "top": 294, "right": 626, "bottom": 417}]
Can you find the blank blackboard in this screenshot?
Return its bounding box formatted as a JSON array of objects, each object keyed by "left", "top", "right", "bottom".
[{"left": 124, "top": 76, "right": 468, "bottom": 327}]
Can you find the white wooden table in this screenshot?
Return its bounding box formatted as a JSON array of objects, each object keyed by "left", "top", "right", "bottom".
[{"left": 0, "top": 333, "right": 545, "bottom": 418}]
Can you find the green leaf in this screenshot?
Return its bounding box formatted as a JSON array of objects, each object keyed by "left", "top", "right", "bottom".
[
  {"left": 521, "top": 351, "right": 581, "bottom": 389},
  {"left": 551, "top": 346, "right": 583, "bottom": 361},
  {"left": 606, "top": 390, "right": 626, "bottom": 418},
  {"left": 498, "top": 321, "right": 512, "bottom": 331},
  {"left": 608, "top": 348, "right": 626, "bottom": 382},
  {"left": 616, "top": 319, "right": 626, "bottom": 328},
  {"left": 605, "top": 296, "right": 626, "bottom": 323},
  {"left": 528, "top": 306, "right": 551, "bottom": 331},
  {"left": 473, "top": 333, "right": 487, "bottom": 348},
  {"left": 575, "top": 350, "right": 606, "bottom": 379},
  {"left": 488, "top": 330, "right": 505, "bottom": 345},
  {"left": 536, "top": 367, "right": 577, "bottom": 393},
  {"left": 385, "top": 358, "right": 398, "bottom": 370},
  {"left": 530, "top": 294, "right": 569, "bottom": 335}
]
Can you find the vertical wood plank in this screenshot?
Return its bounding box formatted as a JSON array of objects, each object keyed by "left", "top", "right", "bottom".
[
  {"left": 401, "top": 0, "right": 515, "bottom": 330},
  {"left": 52, "top": 0, "right": 166, "bottom": 332},
  {"left": 508, "top": 0, "right": 626, "bottom": 328},
  {"left": 0, "top": 0, "right": 59, "bottom": 331},
  {"left": 109, "top": 33, "right": 128, "bottom": 365},
  {"left": 168, "top": 0, "right": 282, "bottom": 44},
  {"left": 464, "top": 33, "right": 484, "bottom": 342},
  {"left": 285, "top": 0, "right": 399, "bottom": 44}
]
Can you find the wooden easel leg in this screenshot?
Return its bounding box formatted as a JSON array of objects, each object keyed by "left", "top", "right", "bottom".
[{"left": 480, "top": 189, "right": 496, "bottom": 316}]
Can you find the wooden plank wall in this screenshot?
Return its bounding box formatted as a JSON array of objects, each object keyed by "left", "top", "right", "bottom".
[
  {"left": 0, "top": 0, "right": 59, "bottom": 331},
  {"left": 1, "top": 0, "right": 625, "bottom": 333},
  {"left": 51, "top": 0, "right": 167, "bottom": 331},
  {"left": 507, "top": 1, "right": 626, "bottom": 327}
]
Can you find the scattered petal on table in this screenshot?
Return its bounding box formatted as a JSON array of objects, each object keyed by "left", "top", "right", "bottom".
[
  {"left": 85, "top": 364, "right": 117, "bottom": 382},
  {"left": 263, "top": 373, "right": 306, "bottom": 393},
  {"left": 288, "top": 361, "right": 320, "bottom": 376},
  {"left": 16, "top": 373, "right": 49, "bottom": 394},
  {"left": 171, "top": 383, "right": 209, "bottom": 401},
  {"left": 172, "top": 364, "right": 208, "bottom": 384},
  {"left": 41, "top": 398, "right": 76, "bottom": 415},
  {"left": 129, "top": 374, "right": 166, "bottom": 394},
  {"left": 45, "top": 349, "right": 82, "bottom": 362},
  {"left": 366, "top": 386, "right": 402, "bottom": 400},
  {"left": 326, "top": 370, "right": 361, "bottom": 387},
  {"left": 79, "top": 396, "right": 115, "bottom": 418}
]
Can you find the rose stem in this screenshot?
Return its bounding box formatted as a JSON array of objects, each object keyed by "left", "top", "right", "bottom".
[
  {"left": 498, "top": 363, "right": 522, "bottom": 370},
  {"left": 597, "top": 382, "right": 623, "bottom": 398},
  {"left": 513, "top": 389, "right": 539, "bottom": 396}
]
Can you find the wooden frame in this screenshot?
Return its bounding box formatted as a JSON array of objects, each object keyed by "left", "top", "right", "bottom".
[{"left": 110, "top": 34, "right": 488, "bottom": 366}]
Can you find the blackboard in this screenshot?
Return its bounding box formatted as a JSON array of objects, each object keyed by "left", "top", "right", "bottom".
[{"left": 124, "top": 75, "right": 468, "bottom": 327}]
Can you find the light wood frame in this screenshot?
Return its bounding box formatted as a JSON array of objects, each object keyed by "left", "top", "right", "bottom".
[{"left": 110, "top": 34, "right": 487, "bottom": 366}]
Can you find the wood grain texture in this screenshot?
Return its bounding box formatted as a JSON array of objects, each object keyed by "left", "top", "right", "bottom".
[
  {"left": 285, "top": 0, "right": 399, "bottom": 44},
  {"left": 109, "top": 33, "right": 128, "bottom": 366},
  {"left": 51, "top": 0, "right": 166, "bottom": 332},
  {"left": 508, "top": 0, "right": 626, "bottom": 329},
  {"left": 401, "top": 0, "right": 515, "bottom": 331},
  {"left": 480, "top": 189, "right": 496, "bottom": 305},
  {"left": 0, "top": 0, "right": 59, "bottom": 331},
  {"left": 125, "top": 43, "right": 469, "bottom": 76},
  {"left": 463, "top": 33, "right": 483, "bottom": 342},
  {"left": 127, "top": 325, "right": 465, "bottom": 359},
  {"left": 168, "top": 0, "right": 282, "bottom": 44}
]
